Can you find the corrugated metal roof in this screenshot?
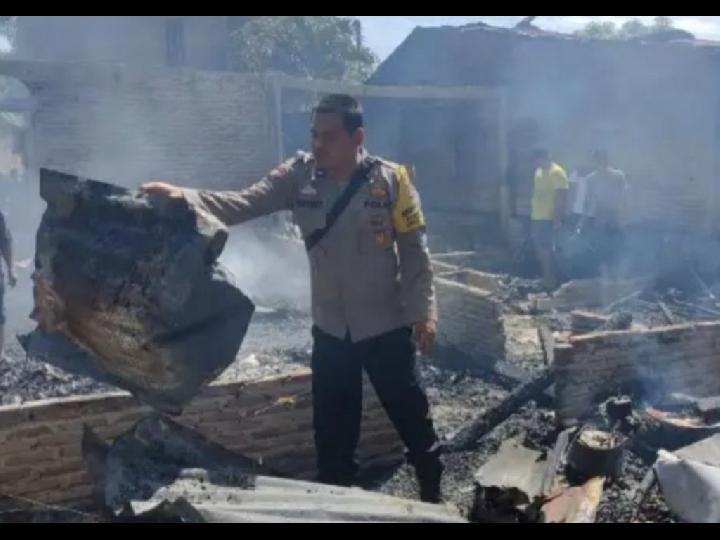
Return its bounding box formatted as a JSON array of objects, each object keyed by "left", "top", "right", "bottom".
[{"left": 89, "top": 415, "right": 466, "bottom": 523}]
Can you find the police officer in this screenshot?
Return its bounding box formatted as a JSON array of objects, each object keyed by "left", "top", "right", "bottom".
[{"left": 142, "top": 94, "right": 443, "bottom": 502}]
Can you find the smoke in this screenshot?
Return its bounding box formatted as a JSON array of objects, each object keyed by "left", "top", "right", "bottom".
[
  {"left": 218, "top": 219, "right": 310, "bottom": 312},
  {"left": 0, "top": 174, "right": 42, "bottom": 335}
]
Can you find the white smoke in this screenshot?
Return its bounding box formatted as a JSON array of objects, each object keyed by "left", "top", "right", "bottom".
[{"left": 218, "top": 220, "right": 310, "bottom": 312}]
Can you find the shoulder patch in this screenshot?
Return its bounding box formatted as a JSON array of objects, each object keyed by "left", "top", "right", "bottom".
[
  {"left": 268, "top": 152, "right": 313, "bottom": 181},
  {"left": 294, "top": 150, "right": 313, "bottom": 164},
  {"left": 391, "top": 164, "right": 425, "bottom": 233},
  {"left": 267, "top": 161, "right": 292, "bottom": 180}
]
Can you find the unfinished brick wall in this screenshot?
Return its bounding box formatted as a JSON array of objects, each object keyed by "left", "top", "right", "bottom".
[
  {"left": 0, "top": 368, "right": 402, "bottom": 504},
  {"left": 14, "top": 16, "right": 230, "bottom": 71},
  {"left": 435, "top": 276, "right": 505, "bottom": 361},
  {"left": 554, "top": 321, "right": 720, "bottom": 424},
  {"left": 432, "top": 263, "right": 503, "bottom": 294},
  {"left": 547, "top": 277, "right": 651, "bottom": 311},
  {"left": 1, "top": 60, "right": 276, "bottom": 190}
]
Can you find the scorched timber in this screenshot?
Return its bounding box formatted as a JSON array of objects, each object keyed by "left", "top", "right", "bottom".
[{"left": 23, "top": 168, "right": 255, "bottom": 415}]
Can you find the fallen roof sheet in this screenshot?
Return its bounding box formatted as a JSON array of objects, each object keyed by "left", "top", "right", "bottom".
[
  {"left": 655, "top": 449, "right": 720, "bottom": 523},
  {"left": 86, "top": 415, "right": 465, "bottom": 523},
  {"left": 474, "top": 437, "right": 545, "bottom": 505}
]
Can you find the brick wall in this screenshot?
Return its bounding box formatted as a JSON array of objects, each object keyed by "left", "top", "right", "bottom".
[
  {"left": 435, "top": 276, "right": 505, "bottom": 361},
  {"left": 14, "top": 16, "right": 229, "bottom": 71},
  {"left": 537, "top": 277, "right": 652, "bottom": 312},
  {"left": 554, "top": 321, "right": 720, "bottom": 424},
  {"left": 0, "top": 60, "right": 277, "bottom": 190},
  {"left": 0, "top": 368, "right": 402, "bottom": 504}
]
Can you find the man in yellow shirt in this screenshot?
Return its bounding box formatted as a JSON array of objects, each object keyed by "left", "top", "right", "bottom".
[{"left": 530, "top": 148, "right": 568, "bottom": 289}]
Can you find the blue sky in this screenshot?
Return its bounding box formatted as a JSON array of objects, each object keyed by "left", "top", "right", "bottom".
[{"left": 356, "top": 16, "right": 720, "bottom": 60}]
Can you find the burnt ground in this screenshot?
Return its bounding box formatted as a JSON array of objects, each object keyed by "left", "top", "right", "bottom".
[
  {"left": 0, "top": 305, "right": 313, "bottom": 406},
  {"left": 0, "top": 263, "right": 691, "bottom": 523},
  {"left": 355, "top": 301, "right": 681, "bottom": 522}
]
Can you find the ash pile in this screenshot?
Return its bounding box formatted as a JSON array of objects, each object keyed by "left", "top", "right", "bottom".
[
  {"left": 5, "top": 169, "right": 720, "bottom": 522},
  {"left": 359, "top": 250, "right": 720, "bottom": 523}
]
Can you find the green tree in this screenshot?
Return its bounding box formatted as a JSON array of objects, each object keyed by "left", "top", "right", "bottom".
[
  {"left": 229, "top": 16, "right": 377, "bottom": 82},
  {"left": 577, "top": 21, "right": 618, "bottom": 39},
  {"left": 0, "top": 16, "right": 15, "bottom": 53},
  {"left": 618, "top": 19, "right": 649, "bottom": 39},
  {"left": 576, "top": 17, "right": 678, "bottom": 40},
  {"left": 653, "top": 16, "right": 673, "bottom": 30}
]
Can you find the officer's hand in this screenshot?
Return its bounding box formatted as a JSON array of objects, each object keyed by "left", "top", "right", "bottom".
[
  {"left": 140, "top": 181, "right": 186, "bottom": 200},
  {"left": 414, "top": 320, "right": 437, "bottom": 356},
  {"left": 8, "top": 271, "right": 16, "bottom": 288}
]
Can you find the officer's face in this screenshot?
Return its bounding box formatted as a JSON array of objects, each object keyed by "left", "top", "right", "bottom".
[{"left": 311, "top": 112, "right": 363, "bottom": 171}]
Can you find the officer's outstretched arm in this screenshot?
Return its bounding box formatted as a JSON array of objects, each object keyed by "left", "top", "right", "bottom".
[
  {"left": 392, "top": 166, "right": 438, "bottom": 326},
  {"left": 182, "top": 160, "right": 299, "bottom": 226}
]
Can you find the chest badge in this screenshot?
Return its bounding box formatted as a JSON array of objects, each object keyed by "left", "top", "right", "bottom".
[
  {"left": 300, "top": 184, "right": 317, "bottom": 196},
  {"left": 371, "top": 184, "right": 387, "bottom": 200}
]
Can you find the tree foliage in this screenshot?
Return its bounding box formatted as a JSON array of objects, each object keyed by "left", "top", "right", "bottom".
[
  {"left": 229, "top": 16, "right": 377, "bottom": 82},
  {"left": 576, "top": 17, "right": 678, "bottom": 40}
]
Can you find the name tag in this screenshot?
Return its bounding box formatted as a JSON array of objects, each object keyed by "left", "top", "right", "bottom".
[
  {"left": 296, "top": 199, "right": 322, "bottom": 209},
  {"left": 364, "top": 200, "right": 392, "bottom": 209}
]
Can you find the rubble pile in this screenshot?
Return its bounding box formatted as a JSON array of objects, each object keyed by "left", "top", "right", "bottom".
[
  {"left": 360, "top": 257, "right": 720, "bottom": 523},
  {"left": 4, "top": 196, "right": 720, "bottom": 522},
  {"left": 80, "top": 415, "right": 465, "bottom": 523}
]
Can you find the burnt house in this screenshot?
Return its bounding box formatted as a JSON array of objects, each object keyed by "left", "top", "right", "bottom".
[{"left": 368, "top": 22, "right": 720, "bottom": 234}]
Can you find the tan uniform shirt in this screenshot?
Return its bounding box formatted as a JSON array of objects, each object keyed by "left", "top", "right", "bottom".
[{"left": 184, "top": 150, "right": 437, "bottom": 343}]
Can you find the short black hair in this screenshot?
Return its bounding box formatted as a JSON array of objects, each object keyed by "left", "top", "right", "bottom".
[
  {"left": 533, "top": 147, "right": 550, "bottom": 161},
  {"left": 312, "top": 94, "right": 364, "bottom": 134}
]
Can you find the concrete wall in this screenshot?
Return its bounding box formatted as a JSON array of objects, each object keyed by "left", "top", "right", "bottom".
[
  {"left": 0, "top": 61, "right": 276, "bottom": 189},
  {"left": 14, "top": 16, "right": 229, "bottom": 71},
  {"left": 554, "top": 321, "right": 720, "bottom": 424},
  {"left": 0, "top": 368, "right": 402, "bottom": 504}
]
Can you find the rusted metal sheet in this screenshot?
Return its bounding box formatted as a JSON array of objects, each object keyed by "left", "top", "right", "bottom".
[{"left": 472, "top": 437, "right": 545, "bottom": 521}]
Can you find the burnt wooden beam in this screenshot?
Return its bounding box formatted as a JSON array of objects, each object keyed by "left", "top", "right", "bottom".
[
  {"left": 24, "top": 168, "right": 255, "bottom": 415},
  {"left": 445, "top": 368, "right": 554, "bottom": 453}
]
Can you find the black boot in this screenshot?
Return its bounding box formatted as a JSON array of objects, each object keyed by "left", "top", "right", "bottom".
[
  {"left": 415, "top": 456, "right": 444, "bottom": 503},
  {"left": 317, "top": 460, "right": 358, "bottom": 488}
]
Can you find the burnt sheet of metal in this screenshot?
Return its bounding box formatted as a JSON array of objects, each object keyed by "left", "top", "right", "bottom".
[
  {"left": 655, "top": 449, "right": 720, "bottom": 523},
  {"left": 87, "top": 415, "right": 465, "bottom": 523},
  {"left": 24, "top": 169, "right": 255, "bottom": 414},
  {"left": 472, "top": 437, "right": 546, "bottom": 521},
  {"left": 674, "top": 434, "right": 720, "bottom": 468},
  {"left": 540, "top": 477, "right": 604, "bottom": 523}
]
